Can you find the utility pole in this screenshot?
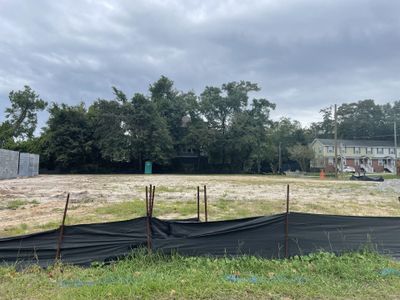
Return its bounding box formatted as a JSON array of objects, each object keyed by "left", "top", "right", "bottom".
[
  {"left": 278, "top": 142, "right": 282, "bottom": 173},
  {"left": 334, "top": 104, "right": 338, "bottom": 179},
  {"left": 395, "top": 121, "right": 398, "bottom": 176}
]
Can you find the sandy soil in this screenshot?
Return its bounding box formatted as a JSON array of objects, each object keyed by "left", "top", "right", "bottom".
[{"left": 0, "top": 174, "right": 399, "bottom": 230}]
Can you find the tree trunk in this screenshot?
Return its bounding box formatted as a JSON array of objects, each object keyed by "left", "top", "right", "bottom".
[
  {"left": 139, "top": 153, "right": 143, "bottom": 173},
  {"left": 197, "top": 150, "right": 201, "bottom": 173}
]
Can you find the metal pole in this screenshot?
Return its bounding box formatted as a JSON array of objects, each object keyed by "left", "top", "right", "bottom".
[
  {"left": 204, "top": 185, "right": 208, "bottom": 222},
  {"left": 55, "top": 193, "right": 70, "bottom": 260},
  {"left": 285, "top": 185, "right": 290, "bottom": 258},
  {"left": 197, "top": 186, "right": 200, "bottom": 221},
  {"left": 334, "top": 104, "right": 338, "bottom": 179}
]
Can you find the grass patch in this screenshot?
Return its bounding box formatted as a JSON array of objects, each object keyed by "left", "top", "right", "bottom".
[
  {"left": 156, "top": 186, "right": 188, "bottom": 193},
  {"left": 0, "top": 250, "right": 399, "bottom": 299},
  {"left": 3, "top": 199, "right": 29, "bottom": 210},
  {"left": 0, "top": 199, "right": 40, "bottom": 210},
  {"left": 94, "top": 200, "right": 145, "bottom": 220},
  {"left": 2, "top": 223, "right": 29, "bottom": 236}
]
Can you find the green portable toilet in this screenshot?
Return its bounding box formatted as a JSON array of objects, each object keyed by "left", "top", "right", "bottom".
[{"left": 144, "top": 161, "right": 152, "bottom": 174}]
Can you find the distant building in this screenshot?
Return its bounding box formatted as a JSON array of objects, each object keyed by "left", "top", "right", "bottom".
[{"left": 310, "top": 138, "right": 399, "bottom": 173}]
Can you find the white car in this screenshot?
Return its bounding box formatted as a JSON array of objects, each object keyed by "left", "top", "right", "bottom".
[{"left": 341, "top": 165, "right": 356, "bottom": 173}]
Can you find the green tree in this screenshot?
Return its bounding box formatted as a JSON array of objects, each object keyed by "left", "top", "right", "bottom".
[
  {"left": 200, "top": 81, "right": 260, "bottom": 165},
  {"left": 0, "top": 122, "right": 14, "bottom": 148},
  {"left": 42, "top": 103, "right": 93, "bottom": 170},
  {"left": 125, "top": 93, "right": 173, "bottom": 170},
  {"left": 337, "top": 100, "right": 385, "bottom": 139},
  {"left": 4, "top": 86, "right": 47, "bottom": 139},
  {"left": 309, "top": 106, "right": 334, "bottom": 139},
  {"left": 149, "top": 76, "right": 191, "bottom": 153},
  {"left": 0, "top": 86, "right": 47, "bottom": 147},
  {"left": 267, "top": 118, "right": 309, "bottom": 172},
  {"left": 88, "top": 99, "right": 129, "bottom": 162},
  {"left": 288, "top": 144, "right": 315, "bottom": 171}
]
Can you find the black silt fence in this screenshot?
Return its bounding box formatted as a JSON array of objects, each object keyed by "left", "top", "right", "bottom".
[{"left": 0, "top": 212, "right": 399, "bottom": 267}]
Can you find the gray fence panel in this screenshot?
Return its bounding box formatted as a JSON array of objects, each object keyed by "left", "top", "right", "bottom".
[
  {"left": 31, "top": 154, "right": 39, "bottom": 176},
  {"left": 0, "top": 149, "right": 19, "bottom": 179},
  {"left": 18, "top": 153, "right": 30, "bottom": 177},
  {"left": 1, "top": 149, "right": 40, "bottom": 179}
]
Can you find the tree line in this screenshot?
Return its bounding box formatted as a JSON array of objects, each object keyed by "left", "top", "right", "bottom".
[{"left": 0, "top": 77, "right": 398, "bottom": 173}]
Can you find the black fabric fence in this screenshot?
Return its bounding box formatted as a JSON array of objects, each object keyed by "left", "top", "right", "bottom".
[{"left": 0, "top": 212, "right": 399, "bottom": 267}]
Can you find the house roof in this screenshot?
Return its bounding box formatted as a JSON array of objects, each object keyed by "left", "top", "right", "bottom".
[{"left": 313, "top": 138, "right": 395, "bottom": 147}]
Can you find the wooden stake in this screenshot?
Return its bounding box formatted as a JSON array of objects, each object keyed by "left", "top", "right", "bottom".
[
  {"left": 151, "top": 185, "right": 155, "bottom": 217},
  {"left": 55, "top": 193, "right": 70, "bottom": 260},
  {"left": 197, "top": 186, "right": 200, "bottom": 221},
  {"left": 204, "top": 185, "right": 208, "bottom": 222},
  {"left": 285, "top": 184, "right": 290, "bottom": 258},
  {"left": 145, "top": 186, "right": 152, "bottom": 253}
]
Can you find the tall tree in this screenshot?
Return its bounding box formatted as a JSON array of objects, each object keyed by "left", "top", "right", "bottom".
[
  {"left": 42, "top": 103, "right": 93, "bottom": 170},
  {"left": 88, "top": 99, "right": 129, "bottom": 162},
  {"left": 267, "top": 118, "right": 308, "bottom": 172},
  {"left": 125, "top": 93, "right": 173, "bottom": 170},
  {"left": 248, "top": 99, "right": 276, "bottom": 173},
  {"left": 1, "top": 86, "right": 47, "bottom": 146},
  {"left": 149, "top": 76, "right": 190, "bottom": 152},
  {"left": 288, "top": 144, "right": 315, "bottom": 171},
  {"left": 309, "top": 106, "right": 334, "bottom": 139},
  {"left": 200, "top": 81, "right": 260, "bottom": 164}
]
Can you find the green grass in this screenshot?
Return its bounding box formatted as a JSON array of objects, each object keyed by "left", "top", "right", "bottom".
[
  {"left": 0, "top": 199, "right": 40, "bottom": 210},
  {"left": 156, "top": 186, "right": 188, "bottom": 193},
  {"left": 94, "top": 199, "right": 144, "bottom": 219},
  {"left": 1, "top": 193, "right": 398, "bottom": 237},
  {"left": 0, "top": 250, "right": 399, "bottom": 299}
]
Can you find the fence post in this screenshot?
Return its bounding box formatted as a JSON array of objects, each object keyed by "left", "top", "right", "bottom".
[
  {"left": 285, "top": 184, "right": 290, "bottom": 258},
  {"left": 55, "top": 193, "right": 70, "bottom": 260},
  {"left": 151, "top": 185, "right": 155, "bottom": 217},
  {"left": 197, "top": 186, "right": 200, "bottom": 221},
  {"left": 145, "top": 186, "right": 152, "bottom": 254},
  {"left": 204, "top": 185, "right": 208, "bottom": 222}
]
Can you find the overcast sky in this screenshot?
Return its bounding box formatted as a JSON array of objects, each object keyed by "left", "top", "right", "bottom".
[{"left": 1, "top": 0, "right": 400, "bottom": 130}]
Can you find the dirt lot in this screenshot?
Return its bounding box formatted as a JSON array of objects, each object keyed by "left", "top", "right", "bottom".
[{"left": 0, "top": 174, "right": 399, "bottom": 236}]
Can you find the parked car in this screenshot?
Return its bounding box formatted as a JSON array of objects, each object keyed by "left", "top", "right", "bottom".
[{"left": 341, "top": 165, "right": 356, "bottom": 173}]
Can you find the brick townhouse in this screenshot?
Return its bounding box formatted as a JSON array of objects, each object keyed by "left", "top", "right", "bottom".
[{"left": 310, "top": 138, "right": 399, "bottom": 173}]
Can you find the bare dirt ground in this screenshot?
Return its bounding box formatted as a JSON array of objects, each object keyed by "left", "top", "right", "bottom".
[{"left": 0, "top": 174, "right": 399, "bottom": 235}]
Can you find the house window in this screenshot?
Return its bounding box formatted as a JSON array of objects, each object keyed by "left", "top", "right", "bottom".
[
  {"left": 354, "top": 147, "right": 361, "bottom": 154},
  {"left": 389, "top": 148, "right": 395, "bottom": 154},
  {"left": 341, "top": 147, "right": 346, "bottom": 154},
  {"left": 377, "top": 148, "right": 384, "bottom": 154},
  {"left": 378, "top": 159, "right": 384, "bottom": 166},
  {"left": 355, "top": 159, "right": 360, "bottom": 166},
  {"left": 366, "top": 147, "right": 373, "bottom": 154},
  {"left": 328, "top": 157, "right": 334, "bottom": 165},
  {"left": 327, "top": 146, "right": 334, "bottom": 153},
  {"left": 319, "top": 146, "right": 323, "bottom": 153}
]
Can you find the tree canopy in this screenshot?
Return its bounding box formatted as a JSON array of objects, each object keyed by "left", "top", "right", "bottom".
[
  {"left": 1, "top": 79, "right": 398, "bottom": 173},
  {"left": 0, "top": 86, "right": 47, "bottom": 148}
]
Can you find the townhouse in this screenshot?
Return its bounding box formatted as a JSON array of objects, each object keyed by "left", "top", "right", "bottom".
[{"left": 310, "top": 138, "right": 399, "bottom": 173}]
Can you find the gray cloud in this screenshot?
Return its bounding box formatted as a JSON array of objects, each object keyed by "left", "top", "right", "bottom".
[{"left": 1, "top": 0, "right": 400, "bottom": 129}]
